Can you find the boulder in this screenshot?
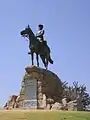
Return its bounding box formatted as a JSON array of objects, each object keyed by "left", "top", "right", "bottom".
[
  {"left": 51, "top": 102, "right": 63, "bottom": 110},
  {"left": 67, "top": 100, "right": 77, "bottom": 111}
]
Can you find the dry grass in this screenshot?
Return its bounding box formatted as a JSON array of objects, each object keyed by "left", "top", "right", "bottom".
[{"left": 0, "top": 109, "right": 90, "bottom": 120}]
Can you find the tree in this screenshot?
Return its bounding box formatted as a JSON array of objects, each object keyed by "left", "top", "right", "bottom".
[{"left": 62, "top": 81, "right": 90, "bottom": 110}]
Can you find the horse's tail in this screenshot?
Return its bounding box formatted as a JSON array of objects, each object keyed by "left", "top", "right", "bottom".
[{"left": 48, "top": 56, "right": 53, "bottom": 64}]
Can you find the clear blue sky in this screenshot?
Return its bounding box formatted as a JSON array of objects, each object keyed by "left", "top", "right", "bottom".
[{"left": 0, "top": 0, "right": 90, "bottom": 106}]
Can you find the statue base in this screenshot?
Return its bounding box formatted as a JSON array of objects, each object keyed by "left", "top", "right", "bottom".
[
  {"left": 19, "top": 65, "right": 62, "bottom": 109},
  {"left": 4, "top": 65, "right": 63, "bottom": 109}
]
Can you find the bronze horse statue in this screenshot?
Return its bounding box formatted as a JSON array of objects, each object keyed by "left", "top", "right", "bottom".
[{"left": 20, "top": 25, "right": 53, "bottom": 69}]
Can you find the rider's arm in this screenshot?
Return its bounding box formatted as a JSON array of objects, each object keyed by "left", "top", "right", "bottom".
[{"left": 36, "top": 30, "right": 45, "bottom": 37}]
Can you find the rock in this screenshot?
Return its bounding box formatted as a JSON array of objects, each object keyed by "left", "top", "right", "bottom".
[
  {"left": 42, "top": 94, "right": 46, "bottom": 108},
  {"left": 67, "top": 100, "right": 77, "bottom": 111},
  {"left": 38, "top": 94, "right": 47, "bottom": 109},
  {"left": 61, "top": 98, "right": 68, "bottom": 110},
  {"left": 46, "top": 104, "right": 51, "bottom": 110},
  {"left": 47, "top": 98, "right": 54, "bottom": 104},
  {"left": 3, "top": 95, "right": 21, "bottom": 109},
  {"left": 62, "top": 98, "right": 67, "bottom": 107},
  {"left": 51, "top": 102, "right": 63, "bottom": 110}
]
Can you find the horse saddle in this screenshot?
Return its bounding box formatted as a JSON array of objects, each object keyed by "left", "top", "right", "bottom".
[
  {"left": 39, "top": 40, "right": 47, "bottom": 47},
  {"left": 37, "top": 37, "right": 47, "bottom": 46}
]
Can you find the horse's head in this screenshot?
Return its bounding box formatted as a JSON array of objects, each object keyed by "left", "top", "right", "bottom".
[{"left": 20, "top": 25, "right": 30, "bottom": 37}]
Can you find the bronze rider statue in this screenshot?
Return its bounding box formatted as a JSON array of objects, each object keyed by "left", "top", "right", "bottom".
[{"left": 28, "top": 24, "right": 47, "bottom": 54}]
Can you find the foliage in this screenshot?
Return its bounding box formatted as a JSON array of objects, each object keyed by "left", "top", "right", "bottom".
[{"left": 62, "top": 81, "right": 90, "bottom": 110}]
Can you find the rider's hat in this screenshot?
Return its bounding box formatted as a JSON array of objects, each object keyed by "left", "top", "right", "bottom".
[{"left": 38, "top": 24, "right": 43, "bottom": 29}]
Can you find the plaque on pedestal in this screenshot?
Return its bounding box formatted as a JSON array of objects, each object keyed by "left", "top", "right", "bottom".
[
  {"left": 23, "top": 100, "right": 37, "bottom": 108},
  {"left": 23, "top": 79, "right": 37, "bottom": 108}
]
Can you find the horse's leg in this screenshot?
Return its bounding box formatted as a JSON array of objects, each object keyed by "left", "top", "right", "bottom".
[
  {"left": 40, "top": 55, "right": 47, "bottom": 69},
  {"left": 31, "top": 52, "right": 34, "bottom": 65},
  {"left": 36, "top": 53, "right": 39, "bottom": 67},
  {"left": 48, "top": 55, "right": 53, "bottom": 64},
  {"left": 43, "top": 43, "right": 53, "bottom": 64},
  {"left": 46, "top": 58, "right": 48, "bottom": 70}
]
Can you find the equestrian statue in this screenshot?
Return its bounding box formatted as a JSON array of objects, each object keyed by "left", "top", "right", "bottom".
[{"left": 20, "top": 24, "right": 53, "bottom": 69}]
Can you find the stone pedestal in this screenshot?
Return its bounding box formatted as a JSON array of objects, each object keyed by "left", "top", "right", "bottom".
[{"left": 19, "top": 65, "right": 63, "bottom": 109}]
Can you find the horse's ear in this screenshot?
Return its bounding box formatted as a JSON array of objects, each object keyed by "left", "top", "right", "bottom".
[{"left": 28, "top": 24, "right": 30, "bottom": 28}]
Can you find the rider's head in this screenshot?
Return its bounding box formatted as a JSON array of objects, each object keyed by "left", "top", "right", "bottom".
[{"left": 38, "top": 24, "right": 43, "bottom": 30}]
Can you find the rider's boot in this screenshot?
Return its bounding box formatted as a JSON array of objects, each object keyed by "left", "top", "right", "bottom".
[{"left": 28, "top": 51, "right": 31, "bottom": 54}]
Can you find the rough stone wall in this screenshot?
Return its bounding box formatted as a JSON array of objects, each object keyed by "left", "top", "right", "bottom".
[
  {"left": 4, "top": 95, "right": 18, "bottom": 109},
  {"left": 4, "top": 66, "right": 80, "bottom": 110},
  {"left": 19, "top": 66, "right": 63, "bottom": 109}
]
